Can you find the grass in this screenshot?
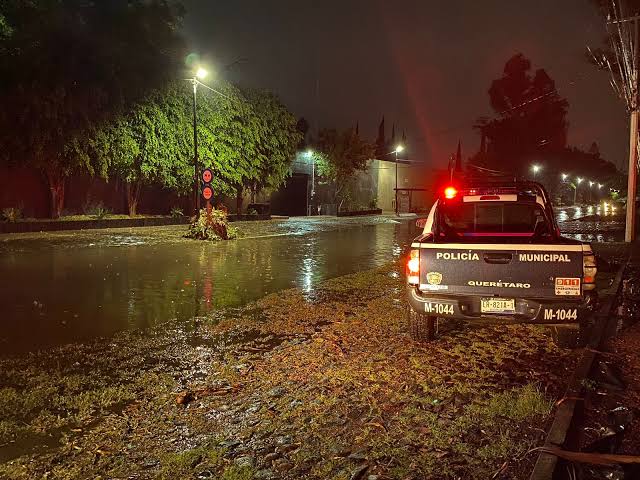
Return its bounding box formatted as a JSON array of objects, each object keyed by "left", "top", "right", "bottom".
[{"left": 0, "top": 261, "right": 576, "bottom": 480}]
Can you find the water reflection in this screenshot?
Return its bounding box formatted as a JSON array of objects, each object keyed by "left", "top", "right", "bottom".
[{"left": 0, "top": 221, "right": 418, "bottom": 354}]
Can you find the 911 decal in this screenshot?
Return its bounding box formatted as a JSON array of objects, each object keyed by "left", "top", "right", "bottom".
[
  {"left": 555, "top": 278, "right": 581, "bottom": 296},
  {"left": 424, "top": 303, "right": 454, "bottom": 315},
  {"left": 543, "top": 308, "right": 578, "bottom": 321}
]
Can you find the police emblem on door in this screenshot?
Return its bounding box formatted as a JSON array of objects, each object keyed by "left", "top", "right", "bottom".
[{"left": 427, "top": 272, "right": 443, "bottom": 285}]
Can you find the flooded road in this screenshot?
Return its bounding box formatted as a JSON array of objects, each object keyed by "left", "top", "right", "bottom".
[
  {"left": 0, "top": 206, "right": 626, "bottom": 355},
  {"left": 0, "top": 218, "right": 419, "bottom": 354}
]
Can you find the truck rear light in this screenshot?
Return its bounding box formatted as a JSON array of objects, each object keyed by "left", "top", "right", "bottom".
[
  {"left": 407, "top": 249, "right": 420, "bottom": 285},
  {"left": 444, "top": 186, "right": 458, "bottom": 199},
  {"left": 583, "top": 253, "right": 597, "bottom": 291}
]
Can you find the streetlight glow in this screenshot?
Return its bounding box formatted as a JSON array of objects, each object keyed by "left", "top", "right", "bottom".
[
  {"left": 196, "top": 67, "right": 208, "bottom": 79},
  {"left": 589, "top": 181, "right": 594, "bottom": 187},
  {"left": 395, "top": 145, "right": 404, "bottom": 153},
  {"left": 598, "top": 183, "right": 602, "bottom": 189},
  {"left": 577, "top": 177, "right": 583, "bottom": 184},
  {"left": 532, "top": 164, "right": 540, "bottom": 173},
  {"left": 561, "top": 173, "right": 568, "bottom": 181}
]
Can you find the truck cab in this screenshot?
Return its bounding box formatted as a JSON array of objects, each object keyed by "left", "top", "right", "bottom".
[{"left": 406, "top": 181, "right": 597, "bottom": 341}]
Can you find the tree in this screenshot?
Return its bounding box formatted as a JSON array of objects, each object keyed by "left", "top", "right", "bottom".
[
  {"left": 91, "top": 83, "right": 192, "bottom": 215},
  {"left": 375, "top": 116, "right": 386, "bottom": 158},
  {"left": 0, "top": 0, "right": 185, "bottom": 217},
  {"left": 472, "top": 54, "right": 569, "bottom": 174},
  {"left": 315, "top": 127, "right": 375, "bottom": 210},
  {"left": 240, "top": 88, "right": 301, "bottom": 209}
]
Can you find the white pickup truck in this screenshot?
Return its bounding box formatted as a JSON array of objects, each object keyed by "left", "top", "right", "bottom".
[{"left": 406, "top": 181, "right": 597, "bottom": 341}]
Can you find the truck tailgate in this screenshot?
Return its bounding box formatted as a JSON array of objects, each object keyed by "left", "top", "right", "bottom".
[{"left": 418, "top": 243, "right": 583, "bottom": 298}]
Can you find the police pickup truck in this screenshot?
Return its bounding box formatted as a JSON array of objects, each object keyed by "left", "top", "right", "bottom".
[{"left": 406, "top": 181, "right": 597, "bottom": 341}]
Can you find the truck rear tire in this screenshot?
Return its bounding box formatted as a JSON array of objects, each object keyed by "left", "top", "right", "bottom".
[{"left": 408, "top": 308, "right": 436, "bottom": 342}]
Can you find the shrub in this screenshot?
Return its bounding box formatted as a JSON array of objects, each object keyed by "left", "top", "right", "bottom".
[
  {"left": 85, "top": 202, "right": 111, "bottom": 219},
  {"left": 170, "top": 207, "right": 184, "bottom": 218},
  {"left": 246, "top": 208, "right": 258, "bottom": 216},
  {"left": 1, "top": 207, "right": 22, "bottom": 222},
  {"left": 186, "top": 208, "right": 238, "bottom": 241}
]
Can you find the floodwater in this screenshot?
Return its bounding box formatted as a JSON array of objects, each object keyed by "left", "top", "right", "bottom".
[
  {"left": 556, "top": 205, "right": 625, "bottom": 243},
  {"left": 0, "top": 219, "right": 419, "bottom": 354},
  {"left": 0, "top": 207, "right": 625, "bottom": 355}
]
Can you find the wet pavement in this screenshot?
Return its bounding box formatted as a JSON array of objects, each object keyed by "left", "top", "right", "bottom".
[{"left": 0, "top": 216, "right": 419, "bottom": 354}]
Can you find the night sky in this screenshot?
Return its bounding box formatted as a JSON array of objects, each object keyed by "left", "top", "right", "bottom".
[{"left": 182, "top": 0, "right": 628, "bottom": 171}]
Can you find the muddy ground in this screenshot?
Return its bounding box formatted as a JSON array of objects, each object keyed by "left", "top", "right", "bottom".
[{"left": 0, "top": 256, "right": 584, "bottom": 480}]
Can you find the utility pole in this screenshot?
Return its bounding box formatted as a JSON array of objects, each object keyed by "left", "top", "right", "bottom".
[
  {"left": 627, "top": 14, "right": 639, "bottom": 241},
  {"left": 629, "top": 106, "right": 639, "bottom": 241},
  {"left": 601, "top": 12, "right": 640, "bottom": 241}
]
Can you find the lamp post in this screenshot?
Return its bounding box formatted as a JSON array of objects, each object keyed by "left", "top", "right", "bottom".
[
  {"left": 575, "top": 177, "right": 583, "bottom": 204},
  {"left": 306, "top": 149, "right": 315, "bottom": 215},
  {"left": 394, "top": 145, "right": 404, "bottom": 215},
  {"left": 191, "top": 67, "right": 208, "bottom": 215}
]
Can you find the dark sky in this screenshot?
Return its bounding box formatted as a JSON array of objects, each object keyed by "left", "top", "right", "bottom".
[{"left": 182, "top": 0, "right": 628, "bottom": 171}]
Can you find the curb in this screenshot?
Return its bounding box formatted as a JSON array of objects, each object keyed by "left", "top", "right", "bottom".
[
  {"left": 0, "top": 216, "right": 190, "bottom": 233},
  {"left": 529, "top": 261, "right": 628, "bottom": 480}
]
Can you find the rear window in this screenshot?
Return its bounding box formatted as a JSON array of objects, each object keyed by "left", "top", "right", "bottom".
[{"left": 438, "top": 202, "right": 546, "bottom": 238}]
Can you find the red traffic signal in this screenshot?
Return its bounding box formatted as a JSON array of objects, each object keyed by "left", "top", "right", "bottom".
[
  {"left": 201, "top": 168, "right": 213, "bottom": 201},
  {"left": 202, "top": 168, "right": 213, "bottom": 184}
]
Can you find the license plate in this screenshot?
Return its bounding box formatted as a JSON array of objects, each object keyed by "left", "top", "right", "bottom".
[{"left": 481, "top": 298, "right": 515, "bottom": 313}]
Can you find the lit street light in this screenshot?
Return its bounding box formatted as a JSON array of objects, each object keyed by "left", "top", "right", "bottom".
[
  {"left": 190, "top": 66, "right": 209, "bottom": 215},
  {"left": 394, "top": 145, "right": 405, "bottom": 215},
  {"left": 532, "top": 164, "right": 541, "bottom": 180},
  {"left": 561, "top": 173, "right": 568, "bottom": 181}
]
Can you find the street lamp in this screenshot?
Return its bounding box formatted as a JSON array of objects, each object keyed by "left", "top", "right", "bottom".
[
  {"left": 394, "top": 145, "right": 405, "bottom": 215},
  {"left": 532, "top": 164, "right": 541, "bottom": 180},
  {"left": 561, "top": 173, "right": 568, "bottom": 181},
  {"left": 190, "top": 66, "right": 209, "bottom": 215},
  {"left": 306, "top": 149, "right": 315, "bottom": 215},
  {"left": 574, "top": 177, "right": 583, "bottom": 204}
]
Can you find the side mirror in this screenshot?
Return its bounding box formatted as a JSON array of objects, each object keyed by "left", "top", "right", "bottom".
[{"left": 416, "top": 218, "right": 427, "bottom": 229}]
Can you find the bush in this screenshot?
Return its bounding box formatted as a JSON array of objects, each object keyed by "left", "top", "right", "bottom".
[
  {"left": 85, "top": 202, "right": 111, "bottom": 219},
  {"left": 186, "top": 208, "right": 238, "bottom": 241},
  {"left": 1, "top": 207, "right": 22, "bottom": 222},
  {"left": 246, "top": 208, "right": 258, "bottom": 216},
  {"left": 170, "top": 207, "right": 184, "bottom": 218}
]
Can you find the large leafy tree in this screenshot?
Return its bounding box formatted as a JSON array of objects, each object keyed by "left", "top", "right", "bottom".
[
  {"left": 89, "top": 81, "right": 301, "bottom": 215},
  {"left": 90, "top": 83, "right": 192, "bottom": 215},
  {"left": 239, "top": 88, "right": 301, "bottom": 209},
  {"left": 472, "top": 54, "right": 569, "bottom": 174},
  {"left": 195, "top": 85, "right": 300, "bottom": 213},
  {"left": 0, "top": 0, "right": 185, "bottom": 217},
  {"left": 315, "top": 127, "right": 375, "bottom": 209}
]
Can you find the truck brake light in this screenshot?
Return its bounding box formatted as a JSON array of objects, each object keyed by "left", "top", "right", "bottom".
[
  {"left": 407, "top": 249, "right": 420, "bottom": 285},
  {"left": 583, "top": 253, "right": 597, "bottom": 290},
  {"left": 444, "top": 186, "right": 458, "bottom": 199}
]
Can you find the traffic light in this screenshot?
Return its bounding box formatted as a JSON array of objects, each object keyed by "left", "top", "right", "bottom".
[{"left": 201, "top": 168, "right": 213, "bottom": 202}]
